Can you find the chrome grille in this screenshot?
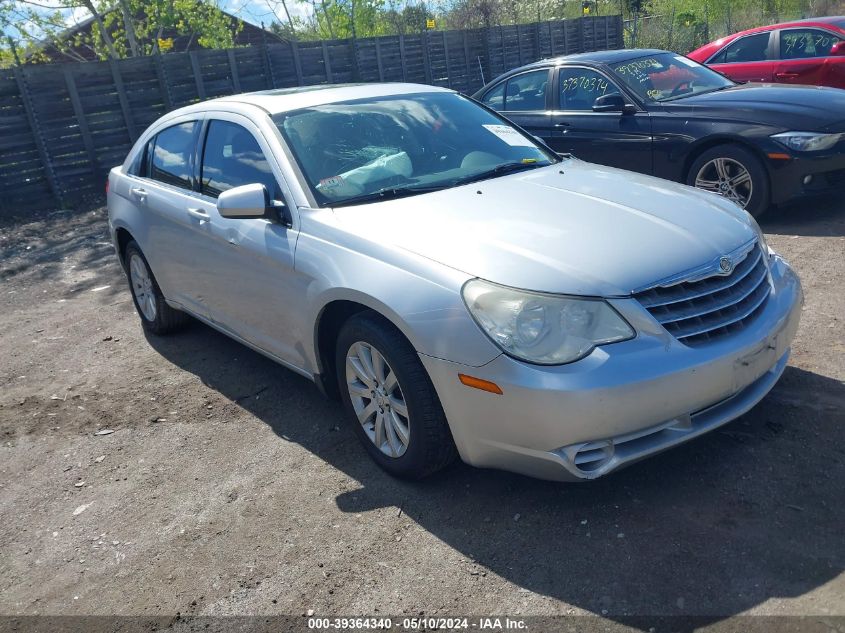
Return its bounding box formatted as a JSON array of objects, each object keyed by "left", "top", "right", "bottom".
[{"left": 634, "top": 242, "right": 771, "bottom": 346}]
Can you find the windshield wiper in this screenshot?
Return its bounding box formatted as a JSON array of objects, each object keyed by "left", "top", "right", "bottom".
[
  {"left": 658, "top": 84, "right": 734, "bottom": 102},
  {"left": 451, "top": 161, "right": 546, "bottom": 187},
  {"left": 331, "top": 184, "right": 447, "bottom": 208}
]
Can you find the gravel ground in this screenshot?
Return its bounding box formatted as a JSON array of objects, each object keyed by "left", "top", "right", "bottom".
[{"left": 0, "top": 197, "right": 843, "bottom": 631}]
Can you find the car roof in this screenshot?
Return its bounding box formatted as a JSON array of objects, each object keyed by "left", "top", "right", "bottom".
[
  {"left": 722, "top": 15, "right": 845, "bottom": 39},
  {"left": 204, "top": 82, "right": 454, "bottom": 115},
  {"left": 512, "top": 48, "right": 669, "bottom": 71}
]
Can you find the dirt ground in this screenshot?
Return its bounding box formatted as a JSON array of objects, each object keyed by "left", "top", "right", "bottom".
[{"left": 0, "top": 196, "right": 843, "bottom": 631}]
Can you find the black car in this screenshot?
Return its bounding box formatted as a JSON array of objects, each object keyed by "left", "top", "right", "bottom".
[{"left": 472, "top": 49, "right": 845, "bottom": 216}]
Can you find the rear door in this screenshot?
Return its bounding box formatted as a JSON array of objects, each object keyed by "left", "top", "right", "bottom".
[
  {"left": 774, "top": 27, "right": 845, "bottom": 87},
  {"left": 547, "top": 65, "right": 652, "bottom": 173},
  {"left": 477, "top": 68, "right": 554, "bottom": 143},
  {"left": 122, "top": 118, "right": 210, "bottom": 318},
  {"left": 707, "top": 31, "right": 776, "bottom": 83}
]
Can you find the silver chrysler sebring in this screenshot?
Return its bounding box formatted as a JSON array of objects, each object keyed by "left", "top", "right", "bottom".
[{"left": 107, "top": 83, "right": 803, "bottom": 481}]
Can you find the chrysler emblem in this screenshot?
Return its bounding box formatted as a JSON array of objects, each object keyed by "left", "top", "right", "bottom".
[{"left": 719, "top": 256, "right": 733, "bottom": 274}]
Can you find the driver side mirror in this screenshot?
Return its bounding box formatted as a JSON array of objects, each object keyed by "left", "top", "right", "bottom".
[
  {"left": 592, "top": 93, "right": 637, "bottom": 114},
  {"left": 217, "top": 183, "right": 290, "bottom": 227},
  {"left": 830, "top": 41, "right": 845, "bottom": 57},
  {"left": 217, "top": 183, "right": 270, "bottom": 219}
]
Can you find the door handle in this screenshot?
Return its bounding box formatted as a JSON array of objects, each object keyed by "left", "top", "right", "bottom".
[
  {"left": 130, "top": 187, "right": 147, "bottom": 202},
  {"left": 187, "top": 207, "right": 210, "bottom": 221},
  {"left": 554, "top": 122, "right": 571, "bottom": 127},
  {"left": 775, "top": 72, "right": 800, "bottom": 79}
]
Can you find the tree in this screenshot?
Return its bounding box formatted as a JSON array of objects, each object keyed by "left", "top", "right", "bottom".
[{"left": 0, "top": 0, "right": 240, "bottom": 62}]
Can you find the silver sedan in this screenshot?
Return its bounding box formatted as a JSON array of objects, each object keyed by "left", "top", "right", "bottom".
[{"left": 107, "top": 83, "right": 803, "bottom": 481}]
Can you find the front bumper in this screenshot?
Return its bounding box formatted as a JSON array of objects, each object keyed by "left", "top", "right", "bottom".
[
  {"left": 421, "top": 254, "right": 803, "bottom": 481},
  {"left": 767, "top": 143, "right": 845, "bottom": 204}
]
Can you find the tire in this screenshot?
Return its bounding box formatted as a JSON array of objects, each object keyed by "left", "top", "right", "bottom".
[
  {"left": 335, "top": 312, "right": 457, "bottom": 479},
  {"left": 124, "top": 240, "right": 189, "bottom": 335},
  {"left": 687, "top": 144, "right": 770, "bottom": 218}
]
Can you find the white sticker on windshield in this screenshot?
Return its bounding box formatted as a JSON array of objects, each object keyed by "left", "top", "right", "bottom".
[
  {"left": 482, "top": 124, "right": 536, "bottom": 147},
  {"left": 674, "top": 55, "right": 699, "bottom": 67}
]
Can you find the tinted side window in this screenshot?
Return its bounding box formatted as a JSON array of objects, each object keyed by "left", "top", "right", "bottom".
[
  {"left": 504, "top": 70, "right": 548, "bottom": 111},
  {"left": 780, "top": 29, "right": 843, "bottom": 59},
  {"left": 716, "top": 33, "right": 772, "bottom": 63},
  {"left": 150, "top": 122, "right": 195, "bottom": 189},
  {"left": 127, "top": 143, "right": 147, "bottom": 177},
  {"left": 558, "top": 67, "right": 619, "bottom": 111},
  {"left": 201, "top": 120, "right": 280, "bottom": 199},
  {"left": 481, "top": 82, "right": 505, "bottom": 111}
]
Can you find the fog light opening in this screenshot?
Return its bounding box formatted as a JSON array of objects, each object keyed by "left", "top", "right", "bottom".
[{"left": 573, "top": 440, "right": 615, "bottom": 473}]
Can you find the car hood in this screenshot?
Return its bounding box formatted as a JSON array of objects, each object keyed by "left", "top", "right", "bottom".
[
  {"left": 332, "top": 159, "right": 757, "bottom": 296},
  {"left": 659, "top": 83, "right": 845, "bottom": 132}
]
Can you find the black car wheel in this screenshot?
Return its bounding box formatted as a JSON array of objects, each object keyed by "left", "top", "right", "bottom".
[{"left": 687, "top": 144, "right": 770, "bottom": 217}]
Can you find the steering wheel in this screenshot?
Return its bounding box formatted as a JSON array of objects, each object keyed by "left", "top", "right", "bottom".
[{"left": 669, "top": 80, "right": 695, "bottom": 97}]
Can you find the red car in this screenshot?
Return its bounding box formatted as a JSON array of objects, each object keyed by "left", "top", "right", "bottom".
[{"left": 688, "top": 16, "right": 845, "bottom": 89}]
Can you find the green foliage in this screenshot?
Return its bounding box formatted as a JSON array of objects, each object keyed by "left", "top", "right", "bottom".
[{"left": 0, "top": 0, "right": 240, "bottom": 61}]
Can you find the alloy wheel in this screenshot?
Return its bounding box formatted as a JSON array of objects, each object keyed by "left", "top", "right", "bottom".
[
  {"left": 128, "top": 253, "right": 157, "bottom": 322},
  {"left": 345, "top": 341, "right": 410, "bottom": 458},
  {"left": 694, "top": 157, "right": 753, "bottom": 209}
]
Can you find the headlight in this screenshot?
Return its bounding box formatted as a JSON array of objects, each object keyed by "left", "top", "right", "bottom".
[
  {"left": 462, "top": 279, "right": 635, "bottom": 365},
  {"left": 771, "top": 131, "right": 842, "bottom": 152}
]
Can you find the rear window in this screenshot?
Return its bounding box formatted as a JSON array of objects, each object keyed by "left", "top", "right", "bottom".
[{"left": 150, "top": 122, "right": 196, "bottom": 190}]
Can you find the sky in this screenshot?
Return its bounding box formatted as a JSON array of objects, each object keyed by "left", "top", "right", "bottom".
[{"left": 0, "top": 0, "right": 315, "bottom": 40}]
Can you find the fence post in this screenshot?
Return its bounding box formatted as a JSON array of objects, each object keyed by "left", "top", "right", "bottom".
[
  {"left": 13, "top": 67, "right": 64, "bottom": 208},
  {"left": 442, "top": 31, "right": 452, "bottom": 89},
  {"left": 154, "top": 53, "right": 173, "bottom": 111},
  {"left": 375, "top": 38, "right": 385, "bottom": 81},
  {"left": 289, "top": 41, "right": 303, "bottom": 86},
  {"left": 189, "top": 51, "right": 207, "bottom": 100},
  {"left": 398, "top": 34, "right": 407, "bottom": 82},
  {"left": 321, "top": 41, "right": 333, "bottom": 82},
  {"left": 462, "top": 31, "right": 472, "bottom": 89},
  {"left": 227, "top": 49, "right": 242, "bottom": 94},
  {"left": 350, "top": 38, "right": 362, "bottom": 82},
  {"left": 422, "top": 31, "right": 433, "bottom": 85},
  {"left": 109, "top": 58, "right": 138, "bottom": 141},
  {"left": 63, "top": 67, "right": 99, "bottom": 180}
]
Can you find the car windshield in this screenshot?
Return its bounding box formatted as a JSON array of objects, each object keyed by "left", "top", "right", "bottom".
[
  {"left": 610, "top": 52, "right": 734, "bottom": 102},
  {"left": 273, "top": 92, "right": 557, "bottom": 207}
]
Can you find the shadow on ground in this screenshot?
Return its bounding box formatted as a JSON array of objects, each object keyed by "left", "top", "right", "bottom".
[
  {"left": 145, "top": 319, "right": 845, "bottom": 624},
  {"left": 761, "top": 193, "right": 845, "bottom": 238}
]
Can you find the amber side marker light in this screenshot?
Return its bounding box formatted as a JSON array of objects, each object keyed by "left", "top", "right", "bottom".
[
  {"left": 767, "top": 152, "right": 792, "bottom": 160},
  {"left": 458, "top": 374, "right": 503, "bottom": 395}
]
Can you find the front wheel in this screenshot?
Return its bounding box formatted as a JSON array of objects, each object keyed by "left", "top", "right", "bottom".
[
  {"left": 335, "top": 313, "right": 457, "bottom": 479},
  {"left": 687, "top": 144, "right": 770, "bottom": 217}
]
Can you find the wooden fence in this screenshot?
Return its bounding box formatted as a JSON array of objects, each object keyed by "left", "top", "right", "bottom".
[{"left": 0, "top": 15, "right": 623, "bottom": 215}]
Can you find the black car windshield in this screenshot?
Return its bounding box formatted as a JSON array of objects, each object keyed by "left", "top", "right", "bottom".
[
  {"left": 610, "top": 52, "right": 734, "bottom": 102},
  {"left": 273, "top": 92, "right": 557, "bottom": 207}
]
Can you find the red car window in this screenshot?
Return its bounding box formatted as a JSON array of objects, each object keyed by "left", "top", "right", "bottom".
[
  {"left": 712, "top": 32, "right": 772, "bottom": 63},
  {"left": 780, "top": 28, "right": 843, "bottom": 59}
]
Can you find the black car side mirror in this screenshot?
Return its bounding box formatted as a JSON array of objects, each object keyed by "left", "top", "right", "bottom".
[{"left": 592, "top": 93, "right": 636, "bottom": 114}]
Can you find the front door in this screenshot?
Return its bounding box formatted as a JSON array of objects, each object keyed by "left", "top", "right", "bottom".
[
  {"left": 548, "top": 66, "right": 653, "bottom": 174},
  {"left": 187, "top": 115, "right": 304, "bottom": 367},
  {"left": 708, "top": 31, "right": 776, "bottom": 83},
  {"left": 477, "top": 68, "right": 554, "bottom": 144}
]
